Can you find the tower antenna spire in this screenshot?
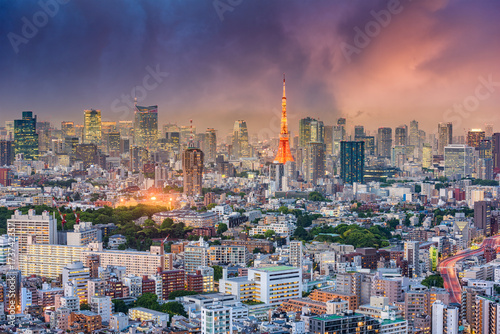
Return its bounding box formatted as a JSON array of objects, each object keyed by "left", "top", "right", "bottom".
[{"left": 274, "top": 74, "right": 294, "bottom": 164}]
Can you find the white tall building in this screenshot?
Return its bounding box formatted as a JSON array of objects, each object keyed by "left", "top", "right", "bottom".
[
  {"left": 90, "top": 296, "right": 113, "bottom": 323},
  {"left": 289, "top": 241, "right": 303, "bottom": 269},
  {"left": 432, "top": 300, "right": 458, "bottom": 334},
  {"left": 62, "top": 262, "right": 90, "bottom": 304},
  {"left": 122, "top": 275, "right": 142, "bottom": 297},
  {"left": 201, "top": 303, "right": 232, "bottom": 334},
  {"left": 67, "top": 221, "right": 101, "bottom": 246},
  {"left": 184, "top": 238, "right": 209, "bottom": 274},
  {"left": 7, "top": 209, "right": 57, "bottom": 254},
  {"left": 219, "top": 266, "right": 302, "bottom": 306}
]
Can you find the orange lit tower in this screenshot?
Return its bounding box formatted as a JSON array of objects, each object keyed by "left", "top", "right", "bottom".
[{"left": 274, "top": 74, "right": 294, "bottom": 163}]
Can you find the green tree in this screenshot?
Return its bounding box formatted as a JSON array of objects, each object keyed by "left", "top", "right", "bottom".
[
  {"left": 136, "top": 293, "right": 159, "bottom": 309},
  {"left": 213, "top": 265, "right": 223, "bottom": 281},
  {"left": 264, "top": 230, "right": 276, "bottom": 238},
  {"left": 168, "top": 290, "right": 198, "bottom": 300},
  {"left": 161, "top": 301, "right": 188, "bottom": 317},
  {"left": 118, "top": 244, "right": 127, "bottom": 250},
  {"left": 161, "top": 218, "right": 174, "bottom": 230},
  {"left": 421, "top": 275, "right": 444, "bottom": 288},
  {"left": 278, "top": 206, "right": 289, "bottom": 214},
  {"left": 112, "top": 299, "right": 129, "bottom": 313},
  {"left": 308, "top": 191, "right": 326, "bottom": 202},
  {"left": 217, "top": 223, "right": 228, "bottom": 235},
  {"left": 80, "top": 303, "right": 91, "bottom": 310}
]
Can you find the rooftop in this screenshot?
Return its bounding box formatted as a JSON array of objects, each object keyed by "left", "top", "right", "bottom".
[{"left": 253, "top": 265, "right": 296, "bottom": 273}]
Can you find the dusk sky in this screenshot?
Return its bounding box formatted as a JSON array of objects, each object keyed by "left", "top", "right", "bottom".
[{"left": 1, "top": 0, "right": 499, "bottom": 137}]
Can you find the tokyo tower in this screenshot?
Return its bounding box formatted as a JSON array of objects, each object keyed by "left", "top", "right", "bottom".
[{"left": 274, "top": 74, "right": 294, "bottom": 164}]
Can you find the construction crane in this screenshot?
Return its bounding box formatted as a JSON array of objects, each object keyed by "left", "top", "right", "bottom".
[{"left": 53, "top": 197, "right": 67, "bottom": 230}]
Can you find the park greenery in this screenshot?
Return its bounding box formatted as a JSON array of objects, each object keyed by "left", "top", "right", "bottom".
[
  {"left": 134, "top": 293, "right": 187, "bottom": 317},
  {"left": 294, "top": 223, "right": 391, "bottom": 249},
  {"left": 421, "top": 275, "right": 444, "bottom": 288}
]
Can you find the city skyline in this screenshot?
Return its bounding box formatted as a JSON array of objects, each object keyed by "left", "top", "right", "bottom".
[{"left": 1, "top": 1, "right": 500, "bottom": 133}]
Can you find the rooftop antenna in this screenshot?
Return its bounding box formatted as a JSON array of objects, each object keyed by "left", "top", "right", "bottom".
[{"left": 188, "top": 119, "right": 195, "bottom": 148}]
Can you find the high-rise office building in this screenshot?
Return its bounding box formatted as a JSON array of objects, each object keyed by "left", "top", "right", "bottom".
[
  {"left": 438, "top": 122, "right": 453, "bottom": 155},
  {"left": 83, "top": 109, "right": 102, "bottom": 145},
  {"left": 356, "top": 136, "right": 375, "bottom": 156},
  {"left": 409, "top": 120, "right": 419, "bottom": 147},
  {"left": 467, "top": 129, "right": 485, "bottom": 148},
  {"left": 61, "top": 121, "right": 75, "bottom": 137},
  {"left": 205, "top": 128, "right": 217, "bottom": 163},
  {"left": 183, "top": 146, "right": 204, "bottom": 197},
  {"left": 274, "top": 75, "right": 294, "bottom": 164},
  {"left": 134, "top": 105, "right": 158, "bottom": 151},
  {"left": 444, "top": 144, "right": 474, "bottom": 178},
  {"left": 75, "top": 144, "right": 99, "bottom": 169},
  {"left": 422, "top": 143, "right": 432, "bottom": 169},
  {"left": 377, "top": 127, "right": 392, "bottom": 158},
  {"left": 354, "top": 125, "right": 365, "bottom": 139},
  {"left": 324, "top": 125, "right": 334, "bottom": 155},
  {"left": 304, "top": 142, "right": 325, "bottom": 184},
  {"left": 36, "top": 121, "right": 51, "bottom": 153},
  {"left": 0, "top": 140, "right": 13, "bottom": 166},
  {"left": 299, "top": 117, "right": 324, "bottom": 147},
  {"left": 333, "top": 121, "right": 346, "bottom": 156},
  {"left": 7, "top": 209, "right": 57, "bottom": 254},
  {"left": 14, "top": 111, "right": 39, "bottom": 160},
  {"left": 474, "top": 201, "right": 491, "bottom": 236},
  {"left": 485, "top": 124, "right": 494, "bottom": 138},
  {"left": 493, "top": 133, "right": 500, "bottom": 171},
  {"left": 232, "top": 120, "right": 250, "bottom": 159},
  {"left": 340, "top": 141, "right": 364, "bottom": 184},
  {"left": 395, "top": 125, "right": 407, "bottom": 146},
  {"left": 165, "top": 132, "right": 180, "bottom": 153}
]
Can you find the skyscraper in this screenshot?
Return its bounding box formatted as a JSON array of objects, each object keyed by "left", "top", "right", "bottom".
[
  {"left": 395, "top": 125, "right": 407, "bottom": 146},
  {"left": 324, "top": 125, "right": 334, "bottom": 155},
  {"left": 61, "top": 121, "right": 75, "bottom": 137},
  {"left": 409, "top": 120, "right": 419, "bottom": 147},
  {"left": 354, "top": 125, "right": 365, "bottom": 139},
  {"left": 205, "top": 128, "right": 217, "bottom": 163},
  {"left": 232, "top": 120, "right": 250, "bottom": 159},
  {"left": 14, "top": 111, "right": 39, "bottom": 160},
  {"left": 340, "top": 141, "right": 364, "bottom": 184},
  {"left": 493, "top": 133, "right": 500, "bottom": 171},
  {"left": 83, "top": 109, "right": 102, "bottom": 145},
  {"left": 183, "top": 146, "right": 204, "bottom": 197},
  {"left": 466, "top": 129, "right": 485, "bottom": 148},
  {"left": 485, "top": 124, "right": 494, "bottom": 138},
  {"left": 304, "top": 142, "right": 325, "bottom": 184},
  {"left": 438, "top": 122, "right": 452, "bottom": 155},
  {"left": 444, "top": 144, "right": 474, "bottom": 178},
  {"left": 474, "top": 201, "right": 491, "bottom": 236},
  {"left": 377, "top": 127, "right": 392, "bottom": 158},
  {"left": 274, "top": 75, "right": 294, "bottom": 164},
  {"left": 0, "top": 140, "right": 14, "bottom": 166},
  {"left": 134, "top": 105, "right": 158, "bottom": 151},
  {"left": 299, "top": 117, "right": 324, "bottom": 147}
]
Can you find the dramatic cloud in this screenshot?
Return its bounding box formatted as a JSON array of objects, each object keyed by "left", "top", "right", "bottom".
[{"left": 1, "top": 0, "right": 499, "bottom": 137}]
